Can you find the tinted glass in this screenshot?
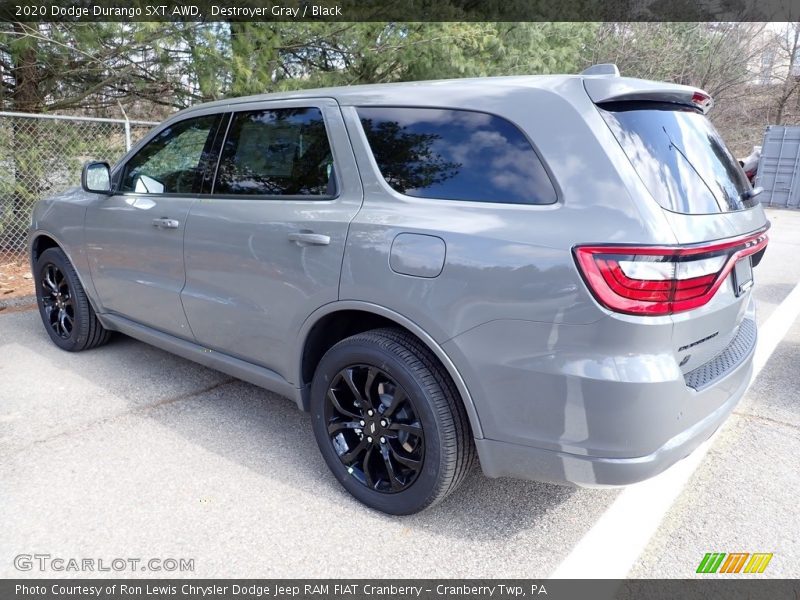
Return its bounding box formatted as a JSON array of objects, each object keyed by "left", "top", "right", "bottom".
[
  {"left": 215, "top": 108, "right": 335, "bottom": 196},
  {"left": 121, "top": 114, "right": 220, "bottom": 194},
  {"left": 357, "top": 107, "right": 556, "bottom": 205},
  {"left": 599, "top": 102, "right": 755, "bottom": 214}
]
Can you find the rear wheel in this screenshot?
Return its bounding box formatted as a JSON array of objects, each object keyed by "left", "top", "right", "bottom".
[
  {"left": 310, "top": 328, "right": 474, "bottom": 514},
  {"left": 34, "top": 247, "right": 112, "bottom": 352}
]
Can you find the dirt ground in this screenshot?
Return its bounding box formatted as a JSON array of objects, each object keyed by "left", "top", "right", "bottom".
[{"left": 0, "top": 254, "right": 35, "bottom": 300}]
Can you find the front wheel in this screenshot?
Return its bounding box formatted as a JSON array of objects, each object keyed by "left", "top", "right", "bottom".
[
  {"left": 310, "top": 328, "right": 474, "bottom": 514},
  {"left": 34, "top": 247, "right": 112, "bottom": 352}
]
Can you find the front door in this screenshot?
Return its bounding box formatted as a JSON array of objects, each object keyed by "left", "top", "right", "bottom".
[
  {"left": 181, "top": 99, "right": 363, "bottom": 381},
  {"left": 85, "top": 111, "right": 224, "bottom": 339}
]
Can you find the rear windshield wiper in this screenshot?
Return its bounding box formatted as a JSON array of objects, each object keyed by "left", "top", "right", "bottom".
[
  {"left": 741, "top": 186, "right": 763, "bottom": 200},
  {"left": 662, "top": 126, "right": 719, "bottom": 202}
]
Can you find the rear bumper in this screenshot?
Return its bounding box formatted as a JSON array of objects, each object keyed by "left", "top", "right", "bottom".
[
  {"left": 475, "top": 355, "right": 751, "bottom": 486},
  {"left": 475, "top": 338, "right": 753, "bottom": 487},
  {"left": 445, "top": 306, "right": 757, "bottom": 486}
]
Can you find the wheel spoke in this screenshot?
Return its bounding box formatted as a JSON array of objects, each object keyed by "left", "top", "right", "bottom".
[
  {"left": 58, "top": 309, "right": 70, "bottom": 337},
  {"left": 342, "top": 367, "right": 371, "bottom": 411},
  {"left": 364, "top": 367, "right": 378, "bottom": 406},
  {"left": 43, "top": 267, "right": 58, "bottom": 295},
  {"left": 387, "top": 421, "right": 422, "bottom": 436},
  {"left": 47, "top": 306, "right": 58, "bottom": 328},
  {"left": 62, "top": 311, "right": 73, "bottom": 334},
  {"left": 384, "top": 386, "right": 406, "bottom": 417},
  {"left": 55, "top": 269, "right": 67, "bottom": 292},
  {"left": 327, "top": 419, "right": 362, "bottom": 435},
  {"left": 379, "top": 445, "right": 404, "bottom": 491},
  {"left": 389, "top": 444, "right": 422, "bottom": 471},
  {"left": 342, "top": 368, "right": 364, "bottom": 401},
  {"left": 327, "top": 388, "right": 361, "bottom": 420},
  {"left": 340, "top": 437, "right": 370, "bottom": 465},
  {"left": 362, "top": 446, "right": 376, "bottom": 489}
]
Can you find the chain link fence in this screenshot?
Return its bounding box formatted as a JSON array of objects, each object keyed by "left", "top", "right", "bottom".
[{"left": 0, "top": 112, "right": 157, "bottom": 262}]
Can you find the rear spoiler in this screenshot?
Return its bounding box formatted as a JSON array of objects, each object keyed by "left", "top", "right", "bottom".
[{"left": 583, "top": 76, "right": 714, "bottom": 114}]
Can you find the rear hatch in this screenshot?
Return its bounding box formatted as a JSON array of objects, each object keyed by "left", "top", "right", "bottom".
[{"left": 582, "top": 76, "right": 768, "bottom": 378}]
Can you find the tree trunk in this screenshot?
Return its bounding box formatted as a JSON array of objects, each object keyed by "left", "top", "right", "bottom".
[
  {"left": 11, "top": 23, "right": 41, "bottom": 113},
  {"left": 775, "top": 25, "right": 800, "bottom": 126}
]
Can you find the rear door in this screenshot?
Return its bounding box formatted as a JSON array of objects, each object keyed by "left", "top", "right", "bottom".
[
  {"left": 595, "top": 96, "right": 768, "bottom": 373},
  {"left": 181, "top": 98, "right": 363, "bottom": 381},
  {"left": 85, "top": 111, "right": 224, "bottom": 338}
]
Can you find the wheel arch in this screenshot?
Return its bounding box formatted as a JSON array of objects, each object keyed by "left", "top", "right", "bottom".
[
  {"left": 29, "top": 230, "right": 104, "bottom": 319},
  {"left": 30, "top": 231, "right": 62, "bottom": 265},
  {"left": 296, "top": 301, "right": 484, "bottom": 439}
]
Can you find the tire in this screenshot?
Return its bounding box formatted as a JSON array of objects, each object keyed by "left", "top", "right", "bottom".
[
  {"left": 34, "top": 247, "right": 112, "bottom": 352},
  {"left": 310, "top": 327, "right": 475, "bottom": 514}
]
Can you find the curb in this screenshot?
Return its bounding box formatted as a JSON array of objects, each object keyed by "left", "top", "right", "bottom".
[{"left": 0, "top": 294, "right": 36, "bottom": 311}]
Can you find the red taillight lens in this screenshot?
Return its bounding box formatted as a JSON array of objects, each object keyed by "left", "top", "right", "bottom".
[
  {"left": 574, "top": 230, "right": 768, "bottom": 315},
  {"left": 691, "top": 91, "right": 714, "bottom": 113}
]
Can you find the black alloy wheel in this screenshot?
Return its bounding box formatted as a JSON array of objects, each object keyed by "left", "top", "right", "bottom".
[
  {"left": 40, "top": 263, "right": 74, "bottom": 339},
  {"left": 325, "top": 364, "right": 424, "bottom": 493},
  {"left": 34, "top": 247, "right": 112, "bottom": 352},
  {"left": 311, "top": 328, "right": 475, "bottom": 515}
]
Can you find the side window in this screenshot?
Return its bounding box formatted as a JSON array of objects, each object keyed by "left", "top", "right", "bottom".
[
  {"left": 357, "top": 107, "right": 557, "bottom": 205},
  {"left": 214, "top": 107, "right": 335, "bottom": 196},
  {"left": 121, "top": 114, "right": 221, "bottom": 194}
]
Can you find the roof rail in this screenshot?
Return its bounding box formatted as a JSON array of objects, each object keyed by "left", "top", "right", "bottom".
[{"left": 581, "top": 64, "right": 620, "bottom": 77}]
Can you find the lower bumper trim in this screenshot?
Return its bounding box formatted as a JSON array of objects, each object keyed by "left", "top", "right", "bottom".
[{"left": 684, "top": 318, "right": 756, "bottom": 391}]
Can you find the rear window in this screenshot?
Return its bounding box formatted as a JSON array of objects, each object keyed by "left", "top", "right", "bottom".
[
  {"left": 215, "top": 108, "right": 335, "bottom": 196},
  {"left": 598, "top": 102, "right": 756, "bottom": 214},
  {"left": 357, "top": 107, "right": 557, "bottom": 205}
]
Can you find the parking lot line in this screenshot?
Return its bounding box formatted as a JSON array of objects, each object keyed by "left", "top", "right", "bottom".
[{"left": 549, "top": 280, "right": 800, "bottom": 579}]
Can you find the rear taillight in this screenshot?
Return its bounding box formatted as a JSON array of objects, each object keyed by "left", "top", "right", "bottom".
[{"left": 574, "top": 229, "right": 768, "bottom": 315}]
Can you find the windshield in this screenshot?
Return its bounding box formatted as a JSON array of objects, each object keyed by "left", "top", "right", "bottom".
[{"left": 598, "top": 102, "right": 756, "bottom": 214}]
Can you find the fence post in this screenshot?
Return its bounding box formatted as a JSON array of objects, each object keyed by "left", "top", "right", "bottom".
[{"left": 118, "top": 101, "right": 132, "bottom": 151}]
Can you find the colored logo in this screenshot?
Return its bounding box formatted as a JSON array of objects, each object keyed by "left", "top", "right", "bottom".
[{"left": 696, "top": 552, "right": 773, "bottom": 574}]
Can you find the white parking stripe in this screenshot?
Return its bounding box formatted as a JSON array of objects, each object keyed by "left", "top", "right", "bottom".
[{"left": 549, "top": 281, "right": 800, "bottom": 579}]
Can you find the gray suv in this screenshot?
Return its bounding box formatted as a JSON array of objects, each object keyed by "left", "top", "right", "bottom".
[{"left": 30, "top": 66, "right": 768, "bottom": 514}]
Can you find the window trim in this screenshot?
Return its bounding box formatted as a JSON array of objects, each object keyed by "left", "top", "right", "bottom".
[
  {"left": 114, "top": 112, "right": 226, "bottom": 198},
  {"left": 201, "top": 112, "right": 232, "bottom": 194},
  {"left": 207, "top": 104, "right": 341, "bottom": 202},
  {"left": 354, "top": 104, "right": 561, "bottom": 207}
]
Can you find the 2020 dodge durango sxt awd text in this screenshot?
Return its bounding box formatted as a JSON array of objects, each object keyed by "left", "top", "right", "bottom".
[{"left": 30, "top": 65, "right": 768, "bottom": 514}]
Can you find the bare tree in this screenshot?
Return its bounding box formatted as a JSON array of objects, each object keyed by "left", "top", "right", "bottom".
[{"left": 767, "top": 22, "right": 800, "bottom": 125}]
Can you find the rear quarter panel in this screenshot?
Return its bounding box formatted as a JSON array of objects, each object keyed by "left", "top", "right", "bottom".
[{"left": 338, "top": 80, "right": 680, "bottom": 344}]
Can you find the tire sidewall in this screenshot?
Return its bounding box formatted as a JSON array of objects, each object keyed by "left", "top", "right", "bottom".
[{"left": 311, "top": 337, "right": 448, "bottom": 515}]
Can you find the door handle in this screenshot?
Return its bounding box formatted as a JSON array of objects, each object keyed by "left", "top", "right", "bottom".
[
  {"left": 152, "top": 217, "right": 180, "bottom": 229},
  {"left": 288, "top": 231, "right": 331, "bottom": 246}
]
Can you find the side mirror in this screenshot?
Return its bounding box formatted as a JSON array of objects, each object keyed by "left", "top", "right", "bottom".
[{"left": 81, "top": 161, "right": 112, "bottom": 194}]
